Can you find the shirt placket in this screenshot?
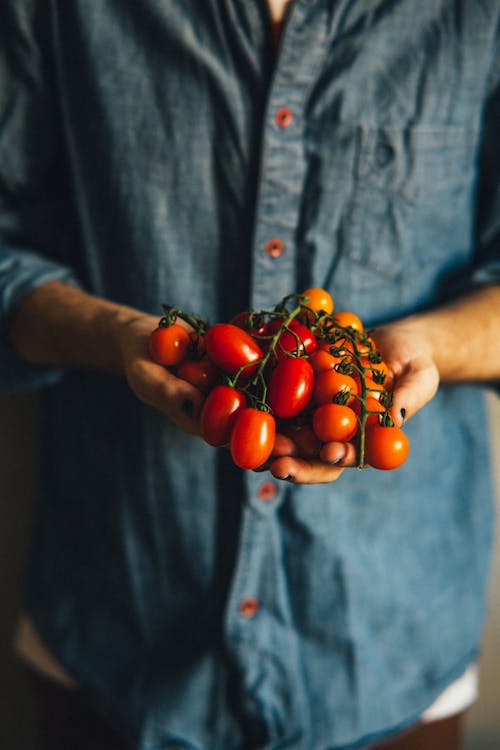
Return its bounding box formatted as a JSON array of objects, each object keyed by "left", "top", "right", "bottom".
[{"left": 222, "top": 4, "right": 329, "bottom": 747}]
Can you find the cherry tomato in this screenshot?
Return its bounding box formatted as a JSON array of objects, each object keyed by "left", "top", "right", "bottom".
[
  {"left": 230, "top": 408, "right": 276, "bottom": 469},
  {"left": 313, "top": 369, "right": 358, "bottom": 405},
  {"left": 313, "top": 403, "right": 358, "bottom": 443},
  {"left": 200, "top": 385, "right": 247, "bottom": 447},
  {"left": 267, "top": 357, "right": 314, "bottom": 419},
  {"left": 231, "top": 311, "right": 267, "bottom": 336},
  {"left": 308, "top": 349, "right": 338, "bottom": 375},
  {"left": 205, "top": 323, "right": 263, "bottom": 378},
  {"left": 149, "top": 324, "right": 190, "bottom": 366},
  {"left": 333, "top": 311, "right": 364, "bottom": 332},
  {"left": 266, "top": 319, "right": 317, "bottom": 360},
  {"left": 352, "top": 395, "right": 386, "bottom": 430},
  {"left": 300, "top": 287, "right": 334, "bottom": 323},
  {"left": 360, "top": 357, "right": 394, "bottom": 390},
  {"left": 176, "top": 356, "right": 220, "bottom": 393},
  {"left": 364, "top": 425, "right": 410, "bottom": 470}
]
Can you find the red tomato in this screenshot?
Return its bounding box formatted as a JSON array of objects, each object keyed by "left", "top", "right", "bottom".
[
  {"left": 176, "top": 356, "right": 220, "bottom": 393},
  {"left": 200, "top": 386, "right": 247, "bottom": 447},
  {"left": 316, "top": 339, "right": 354, "bottom": 365},
  {"left": 230, "top": 408, "right": 276, "bottom": 470},
  {"left": 266, "top": 319, "right": 317, "bottom": 360},
  {"left": 313, "top": 403, "right": 358, "bottom": 442},
  {"left": 313, "top": 369, "right": 358, "bottom": 405},
  {"left": 267, "top": 357, "right": 314, "bottom": 419},
  {"left": 231, "top": 311, "right": 267, "bottom": 336},
  {"left": 351, "top": 395, "right": 386, "bottom": 430},
  {"left": 364, "top": 425, "right": 410, "bottom": 470},
  {"left": 308, "top": 349, "right": 338, "bottom": 375},
  {"left": 360, "top": 357, "right": 394, "bottom": 389},
  {"left": 205, "top": 323, "right": 263, "bottom": 378},
  {"left": 149, "top": 324, "right": 190, "bottom": 366}
]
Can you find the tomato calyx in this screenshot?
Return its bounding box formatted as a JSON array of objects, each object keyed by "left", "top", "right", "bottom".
[{"left": 160, "top": 304, "right": 209, "bottom": 336}]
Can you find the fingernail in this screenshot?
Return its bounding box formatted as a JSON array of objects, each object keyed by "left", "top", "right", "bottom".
[
  {"left": 279, "top": 475, "right": 295, "bottom": 482},
  {"left": 329, "top": 458, "right": 343, "bottom": 465},
  {"left": 182, "top": 400, "right": 194, "bottom": 418},
  {"left": 400, "top": 407, "right": 406, "bottom": 425}
]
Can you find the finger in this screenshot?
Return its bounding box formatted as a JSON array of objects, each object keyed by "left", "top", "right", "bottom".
[
  {"left": 272, "top": 433, "right": 300, "bottom": 456},
  {"left": 269, "top": 455, "right": 346, "bottom": 484},
  {"left": 131, "top": 359, "right": 205, "bottom": 434},
  {"left": 252, "top": 433, "right": 299, "bottom": 472},
  {"left": 319, "top": 440, "right": 358, "bottom": 467},
  {"left": 389, "top": 357, "right": 439, "bottom": 426}
]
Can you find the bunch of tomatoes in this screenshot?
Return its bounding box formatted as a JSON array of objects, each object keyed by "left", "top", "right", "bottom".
[{"left": 148, "top": 288, "right": 410, "bottom": 472}]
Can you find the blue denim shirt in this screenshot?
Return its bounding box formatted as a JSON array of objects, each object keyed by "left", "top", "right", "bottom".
[{"left": 1, "top": 2, "right": 499, "bottom": 749}]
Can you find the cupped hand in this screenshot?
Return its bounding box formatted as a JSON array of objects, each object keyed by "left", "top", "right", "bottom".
[
  {"left": 258, "top": 319, "right": 440, "bottom": 484},
  {"left": 116, "top": 313, "right": 204, "bottom": 434}
]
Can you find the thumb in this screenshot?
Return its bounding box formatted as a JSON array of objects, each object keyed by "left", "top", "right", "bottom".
[{"left": 388, "top": 356, "right": 439, "bottom": 427}]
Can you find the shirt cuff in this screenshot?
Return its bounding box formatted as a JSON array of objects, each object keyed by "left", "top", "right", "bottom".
[{"left": 0, "top": 247, "right": 82, "bottom": 391}]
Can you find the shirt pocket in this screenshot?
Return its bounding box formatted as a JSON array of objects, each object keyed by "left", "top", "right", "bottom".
[{"left": 345, "top": 125, "right": 479, "bottom": 280}]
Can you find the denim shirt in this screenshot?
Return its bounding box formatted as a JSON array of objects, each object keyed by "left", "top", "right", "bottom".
[{"left": 1, "top": 2, "right": 499, "bottom": 749}]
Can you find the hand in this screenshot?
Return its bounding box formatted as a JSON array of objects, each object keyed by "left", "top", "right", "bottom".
[
  {"left": 116, "top": 314, "right": 205, "bottom": 434},
  {"left": 264, "top": 320, "right": 440, "bottom": 484}
]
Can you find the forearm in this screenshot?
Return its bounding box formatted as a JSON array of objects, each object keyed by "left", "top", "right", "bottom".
[
  {"left": 8, "top": 280, "right": 155, "bottom": 375},
  {"left": 376, "top": 284, "right": 500, "bottom": 385}
]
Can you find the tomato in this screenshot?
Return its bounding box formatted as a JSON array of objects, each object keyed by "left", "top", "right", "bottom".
[
  {"left": 200, "top": 385, "right": 247, "bottom": 447},
  {"left": 205, "top": 323, "right": 263, "bottom": 378},
  {"left": 266, "top": 319, "right": 317, "bottom": 360},
  {"left": 176, "top": 356, "right": 220, "bottom": 393},
  {"left": 364, "top": 425, "right": 410, "bottom": 470},
  {"left": 307, "top": 349, "right": 338, "bottom": 375},
  {"left": 333, "top": 311, "right": 364, "bottom": 332},
  {"left": 313, "top": 403, "right": 358, "bottom": 443},
  {"left": 313, "top": 369, "right": 358, "bottom": 405},
  {"left": 230, "top": 408, "right": 276, "bottom": 469},
  {"left": 231, "top": 311, "right": 267, "bottom": 336},
  {"left": 361, "top": 357, "right": 394, "bottom": 390},
  {"left": 359, "top": 373, "right": 386, "bottom": 400},
  {"left": 352, "top": 395, "right": 385, "bottom": 430},
  {"left": 300, "top": 287, "right": 334, "bottom": 323},
  {"left": 149, "top": 324, "right": 190, "bottom": 366},
  {"left": 267, "top": 357, "right": 314, "bottom": 418}
]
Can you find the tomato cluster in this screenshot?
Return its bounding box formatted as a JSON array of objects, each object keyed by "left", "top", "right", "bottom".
[{"left": 148, "top": 289, "right": 409, "bottom": 472}]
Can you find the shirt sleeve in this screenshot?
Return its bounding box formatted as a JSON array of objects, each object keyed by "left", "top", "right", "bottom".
[
  {"left": 0, "top": 1, "right": 83, "bottom": 392},
  {"left": 471, "top": 48, "right": 500, "bottom": 287}
]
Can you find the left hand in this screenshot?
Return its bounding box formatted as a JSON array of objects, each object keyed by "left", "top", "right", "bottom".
[{"left": 265, "top": 320, "right": 439, "bottom": 484}]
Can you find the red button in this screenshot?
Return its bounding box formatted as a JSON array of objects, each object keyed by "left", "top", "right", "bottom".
[
  {"left": 258, "top": 481, "right": 277, "bottom": 501},
  {"left": 276, "top": 107, "right": 293, "bottom": 128},
  {"left": 239, "top": 597, "right": 260, "bottom": 618},
  {"left": 266, "top": 238, "right": 284, "bottom": 257}
]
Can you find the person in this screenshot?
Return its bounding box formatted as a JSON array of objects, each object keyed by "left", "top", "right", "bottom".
[{"left": 1, "top": 1, "right": 499, "bottom": 748}]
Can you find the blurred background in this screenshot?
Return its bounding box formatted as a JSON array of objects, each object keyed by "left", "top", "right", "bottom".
[{"left": 0, "top": 390, "right": 499, "bottom": 749}]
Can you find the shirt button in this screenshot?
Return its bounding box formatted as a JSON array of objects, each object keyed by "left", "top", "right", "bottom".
[
  {"left": 258, "top": 481, "right": 277, "bottom": 501},
  {"left": 275, "top": 107, "right": 293, "bottom": 128},
  {"left": 239, "top": 597, "right": 260, "bottom": 618},
  {"left": 266, "top": 238, "right": 284, "bottom": 257}
]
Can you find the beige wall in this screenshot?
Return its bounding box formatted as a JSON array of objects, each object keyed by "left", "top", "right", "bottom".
[{"left": 0, "top": 391, "right": 498, "bottom": 747}]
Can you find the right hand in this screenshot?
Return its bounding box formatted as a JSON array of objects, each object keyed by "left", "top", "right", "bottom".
[{"left": 116, "top": 313, "right": 205, "bottom": 434}]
